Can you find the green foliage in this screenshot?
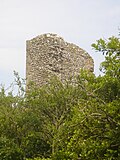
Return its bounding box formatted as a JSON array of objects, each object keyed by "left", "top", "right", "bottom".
[
  {"left": 0, "top": 34, "right": 120, "bottom": 159},
  {"left": 0, "top": 136, "right": 24, "bottom": 160},
  {"left": 92, "top": 36, "right": 120, "bottom": 78},
  {"left": 26, "top": 158, "right": 51, "bottom": 160}
]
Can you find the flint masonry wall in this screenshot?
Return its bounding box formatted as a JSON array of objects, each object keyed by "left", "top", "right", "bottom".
[{"left": 26, "top": 33, "right": 94, "bottom": 86}]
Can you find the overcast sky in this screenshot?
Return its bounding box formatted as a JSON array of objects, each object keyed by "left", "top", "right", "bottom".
[{"left": 0, "top": 0, "right": 120, "bottom": 87}]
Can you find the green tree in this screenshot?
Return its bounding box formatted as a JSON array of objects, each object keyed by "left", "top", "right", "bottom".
[
  {"left": 53, "top": 35, "right": 120, "bottom": 159},
  {"left": 25, "top": 77, "right": 83, "bottom": 158},
  {"left": 0, "top": 34, "right": 120, "bottom": 160}
]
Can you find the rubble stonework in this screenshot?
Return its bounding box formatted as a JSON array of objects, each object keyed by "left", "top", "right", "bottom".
[{"left": 26, "top": 33, "right": 94, "bottom": 86}]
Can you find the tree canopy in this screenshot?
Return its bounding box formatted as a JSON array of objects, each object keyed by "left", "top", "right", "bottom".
[{"left": 0, "top": 34, "right": 120, "bottom": 160}]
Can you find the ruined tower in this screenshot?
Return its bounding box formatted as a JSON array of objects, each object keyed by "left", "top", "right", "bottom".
[{"left": 26, "top": 33, "right": 94, "bottom": 86}]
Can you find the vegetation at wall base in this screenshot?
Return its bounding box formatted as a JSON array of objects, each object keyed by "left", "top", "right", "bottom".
[{"left": 0, "top": 34, "right": 120, "bottom": 160}]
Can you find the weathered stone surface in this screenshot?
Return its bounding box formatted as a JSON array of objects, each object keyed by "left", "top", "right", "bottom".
[{"left": 26, "top": 33, "right": 94, "bottom": 86}]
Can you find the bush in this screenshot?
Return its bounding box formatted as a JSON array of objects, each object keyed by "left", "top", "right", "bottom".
[{"left": 0, "top": 136, "right": 24, "bottom": 160}]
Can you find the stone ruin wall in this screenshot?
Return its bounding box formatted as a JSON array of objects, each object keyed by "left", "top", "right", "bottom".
[{"left": 26, "top": 33, "right": 94, "bottom": 86}]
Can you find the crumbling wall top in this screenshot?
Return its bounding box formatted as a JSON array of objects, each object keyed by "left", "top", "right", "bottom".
[{"left": 26, "top": 33, "right": 94, "bottom": 86}]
